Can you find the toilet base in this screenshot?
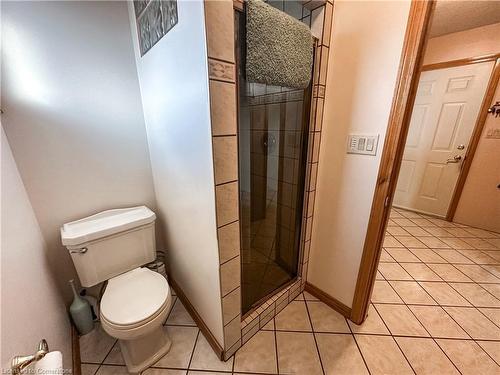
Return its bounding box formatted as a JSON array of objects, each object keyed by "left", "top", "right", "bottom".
[{"left": 119, "top": 327, "right": 171, "bottom": 373}]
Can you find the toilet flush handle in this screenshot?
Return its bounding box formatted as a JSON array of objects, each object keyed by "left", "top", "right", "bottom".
[{"left": 70, "top": 247, "right": 88, "bottom": 254}]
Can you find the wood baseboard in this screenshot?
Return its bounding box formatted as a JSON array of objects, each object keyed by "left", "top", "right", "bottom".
[
  {"left": 305, "top": 282, "right": 352, "bottom": 318},
  {"left": 71, "top": 323, "right": 81, "bottom": 375},
  {"left": 168, "top": 276, "right": 224, "bottom": 360}
]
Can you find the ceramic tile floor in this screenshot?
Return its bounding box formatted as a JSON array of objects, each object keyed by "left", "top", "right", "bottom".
[{"left": 81, "top": 208, "right": 500, "bottom": 375}]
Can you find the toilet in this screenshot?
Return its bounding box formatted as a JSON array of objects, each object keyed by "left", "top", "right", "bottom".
[{"left": 61, "top": 206, "right": 172, "bottom": 373}]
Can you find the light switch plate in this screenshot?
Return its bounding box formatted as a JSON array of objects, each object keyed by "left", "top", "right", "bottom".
[{"left": 347, "top": 134, "right": 379, "bottom": 155}]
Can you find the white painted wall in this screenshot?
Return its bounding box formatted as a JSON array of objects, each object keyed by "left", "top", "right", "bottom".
[
  {"left": 1, "top": 1, "right": 157, "bottom": 301},
  {"left": 307, "top": 0, "right": 411, "bottom": 307},
  {"left": 127, "top": 1, "right": 224, "bottom": 345},
  {"left": 1, "top": 127, "right": 72, "bottom": 370}
]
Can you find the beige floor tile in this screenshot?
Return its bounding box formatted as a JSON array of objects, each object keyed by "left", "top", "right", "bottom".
[
  {"left": 303, "top": 291, "right": 319, "bottom": 301},
  {"left": 187, "top": 372, "right": 227, "bottom": 375},
  {"left": 400, "top": 210, "right": 422, "bottom": 218},
  {"left": 449, "top": 283, "right": 500, "bottom": 307},
  {"left": 426, "top": 263, "right": 472, "bottom": 282},
  {"left": 153, "top": 326, "right": 199, "bottom": 368},
  {"left": 375, "top": 304, "right": 429, "bottom": 336},
  {"left": 409, "top": 248, "right": 447, "bottom": 263},
  {"left": 166, "top": 299, "right": 196, "bottom": 326},
  {"left": 234, "top": 331, "right": 277, "bottom": 374},
  {"left": 437, "top": 339, "right": 500, "bottom": 375},
  {"left": 392, "top": 218, "right": 417, "bottom": 227},
  {"left": 307, "top": 301, "right": 350, "bottom": 333},
  {"left": 144, "top": 369, "right": 186, "bottom": 375},
  {"left": 479, "top": 308, "right": 500, "bottom": 326},
  {"left": 440, "top": 237, "right": 474, "bottom": 250},
  {"left": 355, "top": 335, "right": 413, "bottom": 375},
  {"left": 445, "top": 307, "right": 500, "bottom": 340},
  {"left": 380, "top": 249, "right": 396, "bottom": 262},
  {"left": 275, "top": 300, "right": 312, "bottom": 331},
  {"left": 426, "top": 227, "right": 455, "bottom": 237},
  {"left": 417, "top": 236, "right": 450, "bottom": 249},
  {"left": 80, "top": 323, "right": 116, "bottom": 363},
  {"left": 396, "top": 337, "right": 459, "bottom": 375},
  {"left": 190, "top": 333, "right": 233, "bottom": 372},
  {"left": 348, "top": 305, "right": 390, "bottom": 335},
  {"left": 261, "top": 318, "right": 275, "bottom": 330},
  {"left": 386, "top": 226, "right": 410, "bottom": 236},
  {"left": 454, "top": 264, "right": 500, "bottom": 283},
  {"left": 400, "top": 263, "right": 442, "bottom": 281},
  {"left": 376, "top": 271, "right": 385, "bottom": 280},
  {"left": 383, "top": 236, "right": 404, "bottom": 247},
  {"left": 316, "top": 334, "right": 369, "bottom": 375},
  {"left": 276, "top": 332, "right": 322, "bottom": 375},
  {"left": 103, "top": 342, "right": 125, "bottom": 365},
  {"left": 395, "top": 236, "right": 427, "bottom": 248},
  {"left": 445, "top": 227, "right": 475, "bottom": 237},
  {"left": 412, "top": 218, "right": 436, "bottom": 227},
  {"left": 483, "top": 264, "right": 500, "bottom": 279},
  {"left": 420, "top": 282, "right": 471, "bottom": 306},
  {"left": 464, "top": 228, "right": 499, "bottom": 239},
  {"left": 405, "top": 226, "right": 432, "bottom": 236},
  {"left": 95, "top": 366, "right": 135, "bottom": 375},
  {"left": 462, "top": 237, "right": 498, "bottom": 250},
  {"left": 481, "top": 283, "right": 500, "bottom": 299},
  {"left": 371, "top": 281, "right": 403, "bottom": 304},
  {"left": 409, "top": 305, "right": 468, "bottom": 339},
  {"left": 81, "top": 364, "right": 99, "bottom": 375},
  {"left": 433, "top": 249, "right": 474, "bottom": 264},
  {"left": 487, "top": 238, "right": 500, "bottom": 247},
  {"left": 378, "top": 262, "right": 413, "bottom": 280},
  {"left": 385, "top": 248, "right": 421, "bottom": 262},
  {"left": 457, "top": 250, "right": 498, "bottom": 265},
  {"left": 477, "top": 341, "right": 500, "bottom": 365},
  {"left": 389, "top": 281, "right": 437, "bottom": 305},
  {"left": 484, "top": 250, "right": 500, "bottom": 262}
]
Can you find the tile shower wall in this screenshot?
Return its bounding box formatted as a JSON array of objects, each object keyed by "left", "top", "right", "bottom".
[{"left": 204, "top": 0, "right": 333, "bottom": 359}]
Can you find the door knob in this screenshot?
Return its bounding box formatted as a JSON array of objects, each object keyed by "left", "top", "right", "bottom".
[
  {"left": 457, "top": 144, "right": 465, "bottom": 150},
  {"left": 446, "top": 155, "right": 462, "bottom": 163}
]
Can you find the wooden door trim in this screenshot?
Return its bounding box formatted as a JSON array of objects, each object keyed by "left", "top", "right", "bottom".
[
  {"left": 422, "top": 53, "right": 500, "bottom": 72},
  {"left": 350, "top": 0, "right": 434, "bottom": 324},
  {"left": 446, "top": 57, "right": 500, "bottom": 221}
]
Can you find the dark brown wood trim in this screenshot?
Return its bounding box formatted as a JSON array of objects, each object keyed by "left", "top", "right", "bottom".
[
  {"left": 446, "top": 57, "right": 500, "bottom": 221},
  {"left": 421, "top": 53, "right": 500, "bottom": 72},
  {"left": 71, "top": 323, "right": 81, "bottom": 375},
  {"left": 233, "top": 0, "right": 244, "bottom": 11},
  {"left": 350, "top": 1, "right": 435, "bottom": 325},
  {"left": 168, "top": 276, "right": 224, "bottom": 360},
  {"left": 305, "top": 282, "right": 351, "bottom": 317}
]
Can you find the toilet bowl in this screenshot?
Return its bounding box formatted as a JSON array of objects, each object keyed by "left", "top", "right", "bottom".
[
  {"left": 100, "top": 268, "right": 172, "bottom": 373},
  {"left": 61, "top": 206, "right": 173, "bottom": 374}
]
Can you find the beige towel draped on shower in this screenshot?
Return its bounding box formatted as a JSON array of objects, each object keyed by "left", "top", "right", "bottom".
[{"left": 246, "top": 0, "right": 314, "bottom": 89}]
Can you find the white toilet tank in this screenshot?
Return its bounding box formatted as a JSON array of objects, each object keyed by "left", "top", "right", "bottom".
[{"left": 61, "top": 206, "right": 157, "bottom": 287}]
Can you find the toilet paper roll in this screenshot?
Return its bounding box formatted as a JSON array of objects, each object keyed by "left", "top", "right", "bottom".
[{"left": 35, "top": 351, "right": 63, "bottom": 375}]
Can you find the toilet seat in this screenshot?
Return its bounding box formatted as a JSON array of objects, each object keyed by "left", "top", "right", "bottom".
[{"left": 101, "top": 267, "right": 170, "bottom": 328}]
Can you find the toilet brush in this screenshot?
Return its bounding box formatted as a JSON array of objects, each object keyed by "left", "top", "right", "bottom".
[{"left": 69, "top": 279, "right": 94, "bottom": 335}]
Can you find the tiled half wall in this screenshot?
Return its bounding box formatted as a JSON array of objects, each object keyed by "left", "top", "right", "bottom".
[{"left": 203, "top": 0, "right": 333, "bottom": 360}]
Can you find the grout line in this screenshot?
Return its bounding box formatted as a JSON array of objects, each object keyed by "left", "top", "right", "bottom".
[
  {"left": 186, "top": 329, "right": 200, "bottom": 371},
  {"left": 303, "top": 297, "right": 326, "bottom": 375}
]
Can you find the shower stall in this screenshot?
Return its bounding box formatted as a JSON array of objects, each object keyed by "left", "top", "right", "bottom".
[{"left": 235, "top": 6, "right": 313, "bottom": 315}]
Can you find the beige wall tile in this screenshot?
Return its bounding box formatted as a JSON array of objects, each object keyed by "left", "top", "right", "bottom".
[
  {"left": 318, "top": 46, "right": 329, "bottom": 85},
  {"left": 323, "top": 3, "right": 333, "bottom": 47},
  {"left": 222, "top": 287, "right": 240, "bottom": 325},
  {"left": 314, "top": 98, "right": 324, "bottom": 131},
  {"left": 218, "top": 221, "right": 240, "bottom": 264},
  {"left": 223, "top": 315, "right": 241, "bottom": 350},
  {"left": 216, "top": 182, "right": 239, "bottom": 226},
  {"left": 204, "top": 0, "right": 235, "bottom": 62},
  {"left": 220, "top": 255, "right": 240, "bottom": 296},
  {"left": 209, "top": 80, "right": 237, "bottom": 136},
  {"left": 213, "top": 136, "right": 238, "bottom": 184},
  {"left": 208, "top": 58, "right": 235, "bottom": 83}
]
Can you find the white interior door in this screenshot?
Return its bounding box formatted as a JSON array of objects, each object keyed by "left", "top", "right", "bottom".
[{"left": 394, "top": 61, "right": 494, "bottom": 217}]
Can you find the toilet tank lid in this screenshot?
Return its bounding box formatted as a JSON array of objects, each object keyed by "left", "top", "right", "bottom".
[{"left": 61, "top": 206, "right": 156, "bottom": 247}]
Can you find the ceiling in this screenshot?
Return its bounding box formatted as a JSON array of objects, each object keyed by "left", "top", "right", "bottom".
[{"left": 429, "top": 0, "right": 500, "bottom": 37}]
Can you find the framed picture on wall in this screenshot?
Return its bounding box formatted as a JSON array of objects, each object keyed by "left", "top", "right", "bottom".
[{"left": 134, "top": 0, "right": 178, "bottom": 56}]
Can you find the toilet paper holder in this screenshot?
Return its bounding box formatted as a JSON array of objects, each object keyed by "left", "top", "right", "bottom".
[{"left": 11, "top": 339, "right": 49, "bottom": 374}]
